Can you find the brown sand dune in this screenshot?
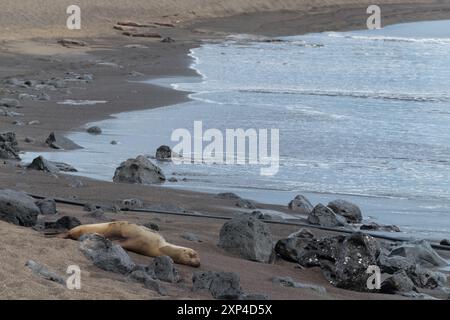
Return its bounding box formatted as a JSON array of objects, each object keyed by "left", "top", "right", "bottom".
[{"left": 0, "top": 0, "right": 443, "bottom": 40}]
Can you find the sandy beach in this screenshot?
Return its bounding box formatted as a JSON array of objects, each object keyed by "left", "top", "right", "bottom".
[{"left": 1, "top": 0, "right": 450, "bottom": 300}]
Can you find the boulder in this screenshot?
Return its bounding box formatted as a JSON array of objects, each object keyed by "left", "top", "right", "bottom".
[
  {"left": 149, "top": 256, "right": 179, "bottom": 283},
  {"left": 45, "top": 216, "right": 81, "bottom": 230},
  {"left": 380, "top": 270, "right": 416, "bottom": 294},
  {"left": 327, "top": 199, "right": 362, "bottom": 223},
  {"left": 307, "top": 204, "right": 346, "bottom": 227},
  {"left": 25, "top": 260, "right": 65, "bottom": 286},
  {"left": 79, "top": 234, "right": 135, "bottom": 274},
  {"left": 113, "top": 155, "right": 166, "bottom": 184},
  {"left": 155, "top": 145, "right": 172, "bottom": 161},
  {"left": 288, "top": 195, "right": 313, "bottom": 215},
  {"left": 127, "top": 270, "right": 167, "bottom": 295},
  {"left": 409, "top": 265, "right": 447, "bottom": 289},
  {"left": 218, "top": 216, "right": 273, "bottom": 263},
  {"left": 377, "top": 253, "right": 415, "bottom": 274},
  {"left": 0, "top": 98, "right": 20, "bottom": 108},
  {"left": 86, "top": 126, "right": 102, "bottom": 135},
  {"left": 0, "top": 132, "right": 20, "bottom": 160},
  {"left": 275, "top": 236, "right": 328, "bottom": 266},
  {"left": 440, "top": 239, "right": 450, "bottom": 246},
  {"left": 0, "top": 189, "right": 40, "bottom": 226},
  {"left": 389, "top": 240, "right": 448, "bottom": 268},
  {"left": 27, "top": 156, "right": 59, "bottom": 173},
  {"left": 320, "top": 233, "right": 379, "bottom": 291},
  {"left": 235, "top": 199, "right": 257, "bottom": 209},
  {"left": 276, "top": 232, "right": 380, "bottom": 292},
  {"left": 36, "top": 198, "right": 57, "bottom": 215},
  {"left": 192, "top": 271, "right": 243, "bottom": 300},
  {"left": 45, "top": 132, "right": 81, "bottom": 150}
]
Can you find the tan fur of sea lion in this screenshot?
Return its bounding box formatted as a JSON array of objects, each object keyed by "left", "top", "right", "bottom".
[{"left": 67, "top": 221, "right": 200, "bottom": 267}]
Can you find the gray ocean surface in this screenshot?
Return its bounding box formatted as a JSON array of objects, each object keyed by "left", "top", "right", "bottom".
[{"left": 23, "top": 20, "right": 450, "bottom": 240}]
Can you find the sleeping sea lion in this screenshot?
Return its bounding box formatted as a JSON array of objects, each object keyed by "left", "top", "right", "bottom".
[{"left": 66, "top": 221, "right": 201, "bottom": 267}]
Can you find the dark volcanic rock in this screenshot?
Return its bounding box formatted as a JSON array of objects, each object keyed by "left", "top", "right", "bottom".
[
  {"left": 389, "top": 240, "right": 448, "bottom": 268},
  {"left": 409, "top": 265, "right": 447, "bottom": 289},
  {"left": 440, "top": 239, "right": 450, "bottom": 246},
  {"left": 127, "top": 270, "right": 167, "bottom": 295},
  {"left": 27, "top": 156, "right": 59, "bottom": 173},
  {"left": 307, "top": 204, "right": 347, "bottom": 227},
  {"left": 288, "top": 195, "right": 313, "bottom": 215},
  {"left": 218, "top": 216, "right": 273, "bottom": 263},
  {"left": 79, "top": 234, "right": 135, "bottom": 274},
  {"left": 320, "top": 233, "right": 379, "bottom": 291},
  {"left": 0, "top": 132, "right": 20, "bottom": 160},
  {"left": 149, "top": 256, "right": 179, "bottom": 283},
  {"left": 36, "top": 198, "right": 57, "bottom": 215},
  {"left": 0, "top": 189, "right": 40, "bottom": 226},
  {"left": 380, "top": 270, "right": 416, "bottom": 294},
  {"left": 113, "top": 155, "right": 166, "bottom": 184},
  {"left": 275, "top": 232, "right": 380, "bottom": 292},
  {"left": 161, "top": 37, "right": 175, "bottom": 43},
  {"left": 45, "top": 132, "right": 81, "bottom": 150},
  {"left": 25, "top": 260, "right": 65, "bottom": 285},
  {"left": 216, "top": 192, "right": 241, "bottom": 200},
  {"left": 360, "top": 222, "right": 401, "bottom": 232},
  {"left": 52, "top": 162, "right": 78, "bottom": 172},
  {"left": 120, "top": 198, "right": 144, "bottom": 210},
  {"left": 235, "top": 199, "right": 257, "bottom": 209},
  {"left": 192, "top": 271, "right": 243, "bottom": 300},
  {"left": 86, "top": 126, "right": 102, "bottom": 135},
  {"left": 143, "top": 222, "right": 160, "bottom": 231},
  {"left": 45, "top": 216, "right": 81, "bottom": 230},
  {"left": 327, "top": 199, "right": 363, "bottom": 223},
  {"left": 377, "top": 253, "right": 415, "bottom": 274},
  {"left": 155, "top": 145, "right": 172, "bottom": 161}
]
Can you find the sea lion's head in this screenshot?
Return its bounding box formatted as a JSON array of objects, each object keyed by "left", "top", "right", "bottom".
[
  {"left": 177, "top": 248, "right": 201, "bottom": 267},
  {"left": 67, "top": 225, "right": 85, "bottom": 240}
]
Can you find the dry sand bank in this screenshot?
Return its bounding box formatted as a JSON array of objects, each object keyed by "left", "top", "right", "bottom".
[{"left": 1, "top": 1, "right": 450, "bottom": 40}]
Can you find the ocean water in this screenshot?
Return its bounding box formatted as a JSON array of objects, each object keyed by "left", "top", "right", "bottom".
[{"left": 22, "top": 20, "right": 450, "bottom": 240}]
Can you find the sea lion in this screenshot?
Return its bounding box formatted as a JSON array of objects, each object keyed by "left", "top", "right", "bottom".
[{"left": 66, "top": 221, "right": 201, "bottom": 267}]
